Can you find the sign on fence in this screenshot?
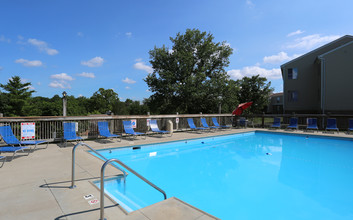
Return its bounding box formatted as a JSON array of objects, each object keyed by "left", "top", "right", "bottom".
[
  {"left": 131, "top": 119, "right": 137, "bottom": 128},
  {"left": 21, "top": 122, "right": 35, "bottom": 139},
  {"left": 147, "top": 119, "right": 151, "bottom": 127},
  {"left": 176, "top": 118, "right": 179, "bottom": 124}
]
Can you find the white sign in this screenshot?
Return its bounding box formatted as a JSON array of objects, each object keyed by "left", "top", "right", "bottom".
[
  {"left": 83, "top": 194, "right": 94, "bottom": 200},
  {"left": 147, "top": 119, "right": 151, "bottom": 127},
  {"left": 176, "top": 118, "right": 179, "bottom": 124},
  {"left": 131, "top": 119, "right": 137, "bottom": 128},
  {"left": 75, "top": 122, "right": 78, "bottom": 132},
  {"left": 88, "top": 199, "right": 99, "bottom": 205},
  {"left": 21, "top": 122, "right": 35, "bottom": 140}
]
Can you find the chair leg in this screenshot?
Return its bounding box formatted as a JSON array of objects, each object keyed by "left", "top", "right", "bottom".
[
  {"left": 11, "top": 149, "right": 28, "bottom": 161},
  {"left": 0, "top": 156, "right": 5, "bottom": 168},
  {"left": 31, "top": 144, "right": 37, "bottom": 152},
  {"left": 22, "top": 146, "right": 31, "bottom": 155},
  {"left": 11, "top": 152, "right": 16, "bottom": 161}
]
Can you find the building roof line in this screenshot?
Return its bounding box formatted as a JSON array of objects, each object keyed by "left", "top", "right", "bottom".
[
  {"left": 318, "top": 40, "right": 353, "bottom": 59},
  {"left": 280, "top": 35, "right": 353, "bottom": 68}
]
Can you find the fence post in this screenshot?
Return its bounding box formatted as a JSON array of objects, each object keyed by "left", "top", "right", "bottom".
[{"left": 262, "top": 112, "right": 265, "bottom": 128}]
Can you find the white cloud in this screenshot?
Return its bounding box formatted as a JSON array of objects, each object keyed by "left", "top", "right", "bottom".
[
  {"left": 228, "top": 66, "right": 282, "bottom": 80},
  {"left": 223, "top": 42, "right": 231, "bottom": 48},
  {"left": 37, "top": 82, "right": 41, "bottom": 85},
  {"left": 15, "top": 58, "right": 43, "bottom": 67},
  {"left": 125, "top": 86, "right": 130, "bottom": 89},
  {"left": 126, "top": 32, "right": 132, "bottom": 37},
  {"left": 28, "top": 38, "right": 58, "bottom": 55},
  {"left": 50, "top": 73, "right": 74, "bottom": 81},
  {"left": 49, "top": 73, "right": 75, "bottom": 89},
  {"left": 78, "top": 72, "right": 95, "bottom": 78},
  {"left": 286, "top": 34, "right": 341, "bottom": 50},
  {"left": 0, "top": 35, "right": 11, "bottom": 43},
  {"left": 246, "top": 0, "right": 255, "bottom": 7},
  {"left": 81, "top": 56, "right": 104, "bottom": 67},
  {"left": 49, "top": 81, "right": 71, "bottom": 89},
  {"left": 287, "top": 30, "right": 304, "bottom": 37},
  {"left": 133, "top": 61, "right": 153, "bottom": 73},
  {"left": 135, "top": 58, "right": 142, "bottom": 62},
  {"left": 263, "top": 52, "right": 301, "bottom": 64},
  {"left": 122, "top": 77, "right": 136, "bottom": 84}
]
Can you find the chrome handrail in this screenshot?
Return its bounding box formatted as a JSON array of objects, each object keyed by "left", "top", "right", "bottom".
[
  {"left": 100, "top": 158, "right": 167, "bottom": 220},
  {"left": 70, "top": 142, "right": 127, "bottom": 188}
]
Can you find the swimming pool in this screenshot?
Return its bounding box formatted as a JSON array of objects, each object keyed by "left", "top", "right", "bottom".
[{"left": 92, "top": 131, "right": 353, "bottom": 220}]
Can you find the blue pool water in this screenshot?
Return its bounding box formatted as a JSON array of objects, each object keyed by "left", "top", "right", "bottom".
[{"left": 92, "top": 131, "right": 353, "bottom": 220}]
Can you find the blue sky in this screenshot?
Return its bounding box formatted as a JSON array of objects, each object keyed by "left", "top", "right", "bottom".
[{"left": 0, "top": 0, "right": 352, "bottom": 101}]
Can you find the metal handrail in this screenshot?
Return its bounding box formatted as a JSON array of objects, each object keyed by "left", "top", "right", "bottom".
[
  {"left": 70, "top": 142, "right": 127, "bottom": 188},
  {"left": 100, "top": 158, "right": 167, "bottom": 220}
]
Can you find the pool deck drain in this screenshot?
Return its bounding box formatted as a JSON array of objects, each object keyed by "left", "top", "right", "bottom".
[{"left": 1, "top": 128, "right": 352, "bottom": 219}]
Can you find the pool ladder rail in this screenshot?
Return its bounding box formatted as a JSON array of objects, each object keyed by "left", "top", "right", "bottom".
[{"left": 70, "top": 142, "right": 167, "bottom": 220}]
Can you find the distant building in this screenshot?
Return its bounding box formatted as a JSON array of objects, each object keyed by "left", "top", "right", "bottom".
[
  {"left": 281, "top": 35, "right": 353, "bottom": 114},
  {"left": 267, "top": 93, "right": 283, "bottom": 114}
]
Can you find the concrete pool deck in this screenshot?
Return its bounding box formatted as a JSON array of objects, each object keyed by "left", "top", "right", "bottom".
[{"left": 1, "top": 128, "right": 352, "bottom": 220}]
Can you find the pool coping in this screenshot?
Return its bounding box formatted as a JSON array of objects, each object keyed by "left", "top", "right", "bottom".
[{"left": 2, "top": 127, "right": 353, "bottom": 219}]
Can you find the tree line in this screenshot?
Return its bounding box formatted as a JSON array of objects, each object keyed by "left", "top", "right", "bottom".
[
  {"left": 0, "top": 76, "right": 149, "bottom": 117},
  {"left": 0, "top": 29, "right": 273, "bottom": 117}
]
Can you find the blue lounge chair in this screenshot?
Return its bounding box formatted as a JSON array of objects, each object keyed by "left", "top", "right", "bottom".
[
  {"left": 306, "top": 118, "right": 318, "bottom": 132},
  {"left": 348, "top": 119, "right": 353, "bottom": 133},
  {"left": 271, "top": 117, "right": 281, "bottom": 128},
  {"left": 201, "top": 118, "right": 216, "bottom": 130},
  {"left": 0, "top": 125, "right": 47, "bottom": 151},
  {"left": 98, "top": 121, "right": 121, "bottom": 142},
  {"left": 212, "top": 117, "right": 231, "bottom": 129},
  {"left": 287, "top": 118, "right": 298, "bottom": 130},
  {"left": 0, "top": 155, "right": 5, "bottom": 168},
  {"left": 63, "top": 122, "right": 83, "bottom": 146},
  {"left": 0, "top": 146, "right": 30, "bottom": 161},
  {"left": 325, "top": 118, "right": 339, "bottom": 133},
  {"left": 123, "top": 120, "right": 146, "bottom": 139},
  {"left": 187, "top": 118, "right": 208, "bottom": 132},
  {"left": 150, "top": 120, "right": 171, "bottom": 136},
  {"left": 237, "top": 117, "right": 248, "bottom": 128}
]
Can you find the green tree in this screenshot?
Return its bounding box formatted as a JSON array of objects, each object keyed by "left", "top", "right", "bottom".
[
  {"left": 0, "top": 76, "right": 35, "bottom": 116},
  {"left": 221, "top": 79, "right": 239, "bottom": 113},
  {"left": 0, "top": 92, "right": 9, "bottom": 116},
  {"left": 127, "top": 100, "right": 149, "bottom": 115},
  {"left": 89, "top": 88, "right": 120, "bottom": 114},
  {"left": 236, "top": 75, "right": 273, "bottom": 114},
  {"left": 24, "top": 96, "right": 60, "bottom": 116},
  {"left": 145, "top": 28, "right": 233, "bottom": 114}
]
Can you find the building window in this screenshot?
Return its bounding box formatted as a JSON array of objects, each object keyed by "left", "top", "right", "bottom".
[
  {"left": 288, "top": 68, "right": 298, "bottom": 79},
  {"left": 276, "top": 97, "right": 280, "bottom": 103},
  {"left": 288, "top": 91, "right": 298, "bottom": 102}
]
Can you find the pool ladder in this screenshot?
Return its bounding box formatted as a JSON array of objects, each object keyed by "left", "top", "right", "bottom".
[{"left": 70, "top": 142, "right": 167, "bottom": 220}]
